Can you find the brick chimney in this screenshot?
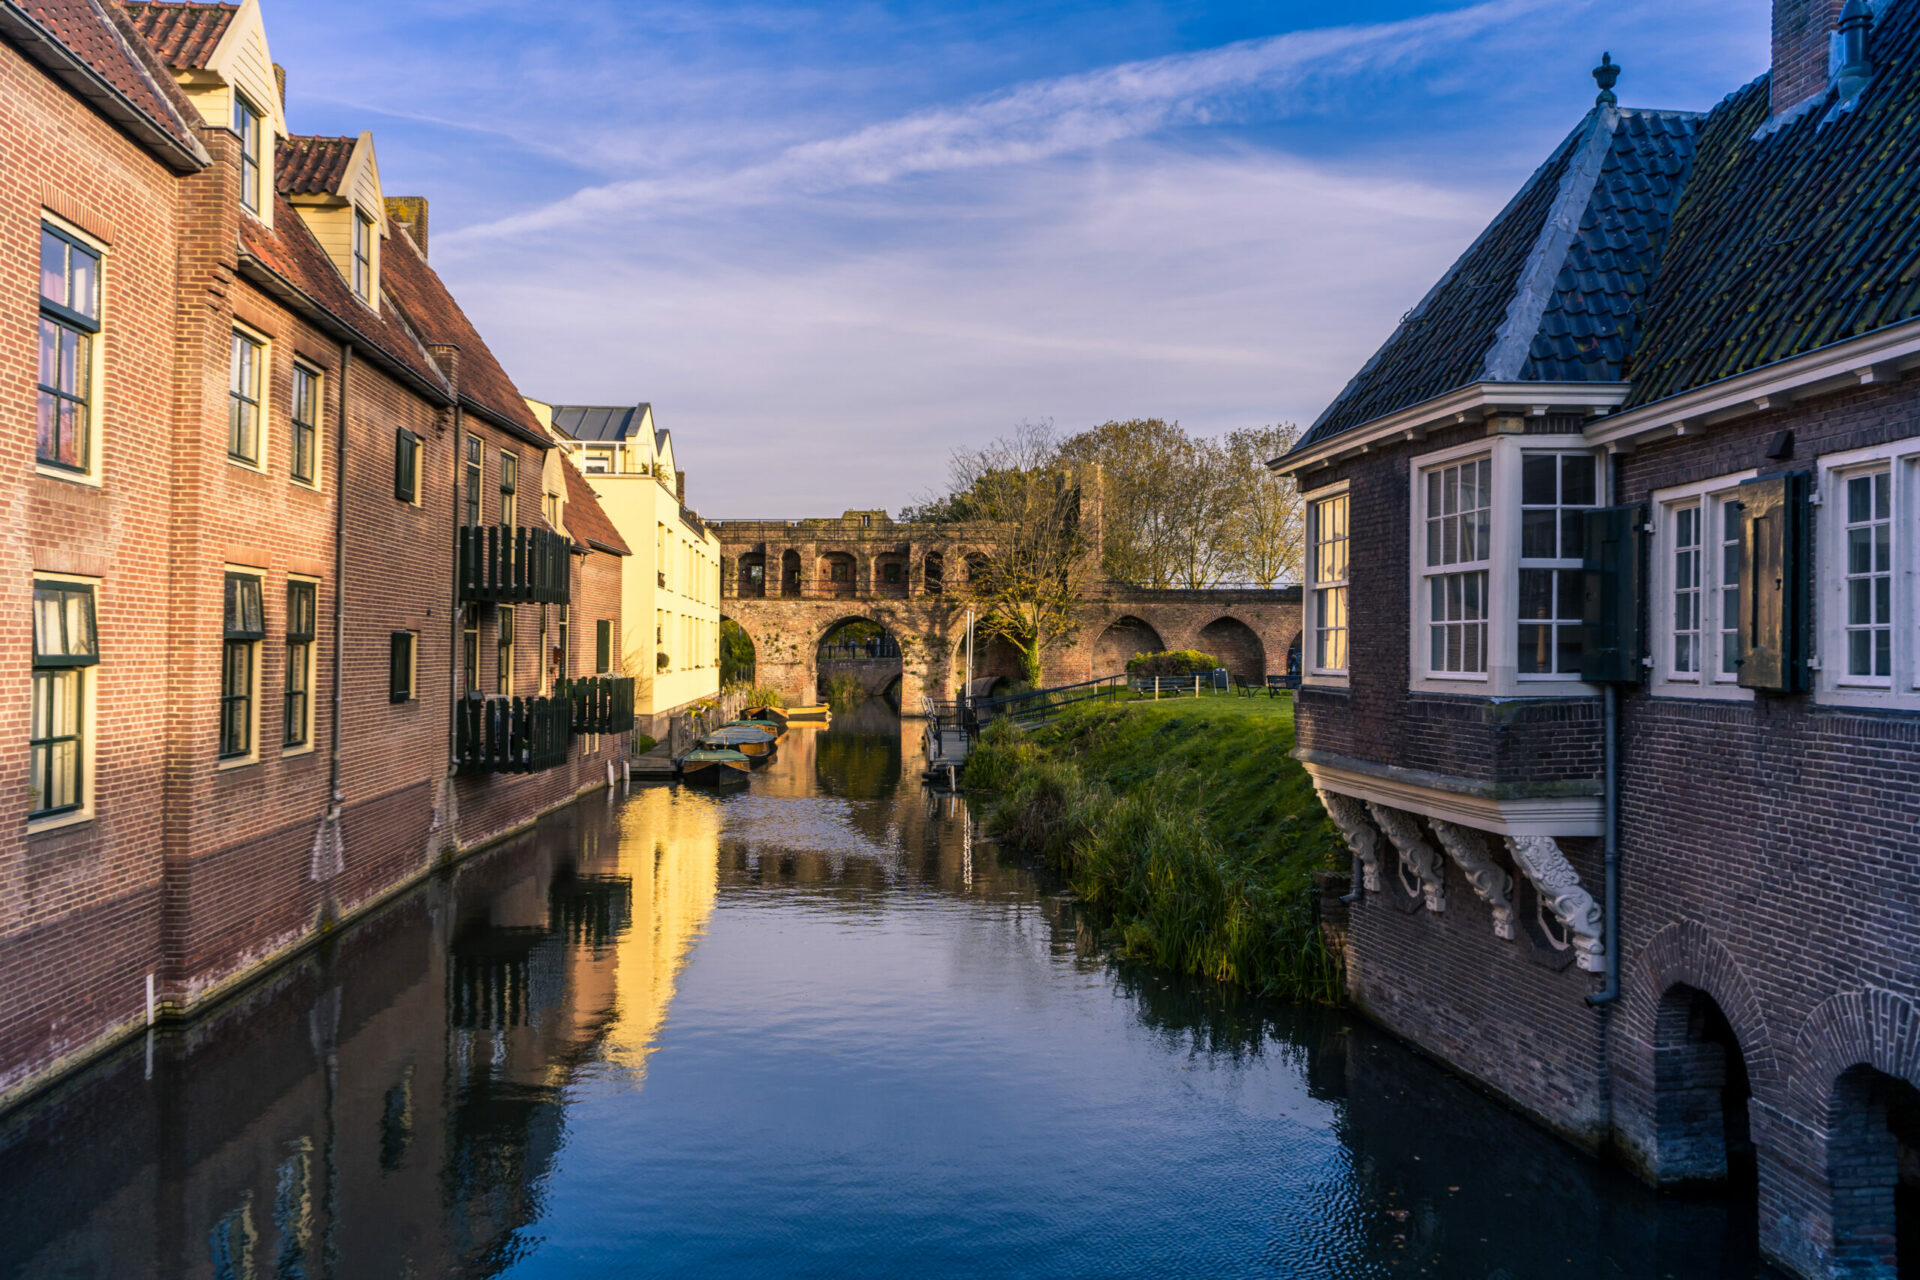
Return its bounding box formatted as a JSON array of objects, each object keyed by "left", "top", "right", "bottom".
[
  {"left": 385, "top": 196, "right": 429, "bottom": 258},
  {"left": 1773, "top": 0, "right": 1844, "bottom": 115}
]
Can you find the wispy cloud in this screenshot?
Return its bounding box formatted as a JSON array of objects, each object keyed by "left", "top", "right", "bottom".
[{"left": 439, "top": 0, "right": 1564, "bottom": 250}]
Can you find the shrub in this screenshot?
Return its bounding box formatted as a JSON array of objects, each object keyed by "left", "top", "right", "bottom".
[
  {"left": 1125, "top": 650, "right": 1217, "bottom": 677},
  {"left": 633, "top": 733, "right": 658, "bottom": 754},
  {"left": 824, "top": 673, "right": 867, "bottom": 711},
  {"left": 656, "top": 651, "right": 670, "bottom": 672},
  {"left": 735, "top": 682, "right": 786, "bottom": 709}
]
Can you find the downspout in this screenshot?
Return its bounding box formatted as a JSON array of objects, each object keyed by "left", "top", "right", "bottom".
[
  {"left": 447, "top": 395, "right": 464, "bottom": 775},
  {"left": 327, "top": 343, "right": 353, "bottom": 813},
  {"left": 1588, "top": 447, "right": 1626, "bottom": 1008}
]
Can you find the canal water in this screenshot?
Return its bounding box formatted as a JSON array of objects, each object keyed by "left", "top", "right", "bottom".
[{"left": 0, "top": 700, "right": 1779, "bottom": 1279}]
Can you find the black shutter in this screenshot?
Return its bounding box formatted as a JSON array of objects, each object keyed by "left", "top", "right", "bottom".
[
  {"left": 395, "top": 429, "right": 416, "bottom": 503},
  {"left": 1579, "top": 505, "right": 1644, "bottom": 684},
  {"left": 1735, "top": 471, "right": 1812, "bottom": 692},
  {"left": 596, "top": 619, "right": 611, "bottom": 673},
  {"left": 390, "top": 632, "right": 412, "bottom": 702}
]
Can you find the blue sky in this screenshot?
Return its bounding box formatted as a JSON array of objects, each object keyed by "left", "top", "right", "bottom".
[{"left": 272, "top": 0, "right": 1770, "bottom": 515}]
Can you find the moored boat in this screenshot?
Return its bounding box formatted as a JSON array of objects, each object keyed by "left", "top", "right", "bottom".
[
  {"left": 678, "top": 747, "right": 751, "bottom": 787},
  {"left": 744, "top": 705, "right": 790, "bottom": 730},
  {"left": 704, "top": 723, "right": 778, "bottom": 763},
  {"left": 785, "top": 704, "right": 832, "bottom": 723}
]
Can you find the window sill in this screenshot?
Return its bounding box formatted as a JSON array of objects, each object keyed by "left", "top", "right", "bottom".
[
  {"left": 35, "top": 463, "right": 102, "bottom": 489},
  {"left": 1410, "top": 675, "right": 1598, "bottom": 699},
  {"left": 1303, "top": 671, "right": 1349, "bottom": 690},
  {"left": 227, "top": 457, "right": 267, "bottom": 474},
  {"left": 1649, "top": 677, "right": 1753, "bottom": 703},
  {"left": 27, "top": 808, "right": 93, "bottom": 836},
  {"left": 216, "top": 754, "right": 259, "bottom": 772},
  {"left": 290, "top": 478, "right": 322, "bottom": 494},
  {"left": 1813, "top": 686, "right": 1920, "bottom": 713},
  {"left": 281, "top": 743, "right": 317, "bottom": 758}
]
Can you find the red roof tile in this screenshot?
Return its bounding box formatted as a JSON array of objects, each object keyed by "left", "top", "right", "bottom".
[
  {"left": 378, "top": 230, "right": 551, "bottom": 447},
  {"left": 4, "top": 0, "right": 209, "bottom": 167},
  {"left": 237, "top": 194, "right": 451, "bottom": 401},
  {"left": 560, "top": 456, "right": 631, "bottom": 556},
  {"left": 277, "top": 135, "right": 354, "bottom": 196},
  {"left": 117, "top": 0, "right": 232, "bottom": 69}
]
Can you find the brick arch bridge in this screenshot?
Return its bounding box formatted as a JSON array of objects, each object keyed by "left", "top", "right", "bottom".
[{"left": 714, "top": 512, "right": 1301, "bottom": 712}]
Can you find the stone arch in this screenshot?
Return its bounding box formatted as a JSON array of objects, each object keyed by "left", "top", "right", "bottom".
[
  {"left": 1094, "top": 615, "right": 1164, "bottom": 676},
  {"left": 779, "top": 549, "right": 801, "bottom": 596},
  {"left": 1791, "top": 990, "right": 1920, "bottom": 1109},
  {"left": 1197, "top": 616, "right": 1265, "bottom": 680},
  {"left": 963, "top": 552, "right": 989, "bottom": 584},
  {"left": 819, "top": 551, "right": 856, "bottom": 594},
  {"left": 1614, "top": 920, "right": 1778, "bottom": 1183},
  {"left": 719, "top": 612, "right": 760, "bottom": 685},
  {"left": 924, "top": 550, "right": 946, "bottom": 595}
]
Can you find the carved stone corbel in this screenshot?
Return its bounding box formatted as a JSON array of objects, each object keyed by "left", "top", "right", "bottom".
[
  {"left": 1505, "top": 835, "right": 1605, "bottom": 972},
  {"left": 1430, "top": 821, "right": 1515, "bottom": 940},
  {"left": 1317, "top": 790, "right": 1382, "bottom": 893},
  {"left": 1366, "top": 803, "right": 1447, "bottom": 913}
]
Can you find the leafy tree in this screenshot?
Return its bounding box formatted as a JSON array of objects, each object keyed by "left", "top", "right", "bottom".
[
  {"left": 719, "top": 618, "right": 757, "bottom": 685},
  {"left": 1221, "top": 424, "right": 1306, "bottom": 587}
]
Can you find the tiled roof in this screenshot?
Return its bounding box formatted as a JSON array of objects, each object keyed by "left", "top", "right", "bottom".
[
  {"left": 548, "top": 404, "right": 651, "bottom": 442},
  {"left": 2, "top": 0, "right": 209, "bottom": 167},
  {"left": 377, "top": 230, "right": 551, "bottom": 447},
  {"left": 118, "top": 1, "right": 233, "bottom": 69},
  {"left": 560, "top": 456, "right": 631, "bottom": 555},
  {"left": 1626, "top": 4, "right": 1920, "bottom": 404},
  {"left": 277, "top": 135, "right": 354, "bottom": 196},
  {"left": 237, "top": 193, "right": 450, "bottom": 400},
  {"left": 1302, "top": 105, "right": 1701, "bottom": 447}
]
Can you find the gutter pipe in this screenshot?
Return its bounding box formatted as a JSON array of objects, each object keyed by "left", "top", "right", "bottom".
[
  {"left": 327, "top": 343, "right": 353, "bottom": 813},
  {"left": 1588, "top": 448, "right": 1626, "bottom": 1008}
]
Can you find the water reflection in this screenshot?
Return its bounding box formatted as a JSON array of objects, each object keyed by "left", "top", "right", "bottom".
[{"left": 0, "top": 709, "right": 1780, "bottom": 1278}]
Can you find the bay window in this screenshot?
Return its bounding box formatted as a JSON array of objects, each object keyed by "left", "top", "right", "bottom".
[
  {"left": 31, "top": 580, "right": 96, "bottom": 819},
  {"left": 1410, "top": 436, "right": 1599, "bottom": 694},
  {"left": 1306, "top": 487, "right": 1349, "bottom": 678}
]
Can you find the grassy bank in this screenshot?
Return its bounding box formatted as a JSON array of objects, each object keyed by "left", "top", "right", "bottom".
[{"left": 964, "top": 694, "right": 1346, "bottom": 1003}]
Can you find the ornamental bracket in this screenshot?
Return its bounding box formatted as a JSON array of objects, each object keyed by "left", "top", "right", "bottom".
[
  {"left": 1506, "top": 835, "right": 1605, "bottom": 972},
  {"left": 1430, "top": 821, "right": 1515, "bottom": 940},
  {"left": 1317, "top": 789, "right": 1382, "bottom": 893},
  {"left": 1367, "top": 803, "right": 1447, "bottom": 913}
]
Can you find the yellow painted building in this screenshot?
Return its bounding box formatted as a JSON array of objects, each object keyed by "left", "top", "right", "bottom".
[{"left": 525, "top": 401, "right": 721, "bottom": 733}]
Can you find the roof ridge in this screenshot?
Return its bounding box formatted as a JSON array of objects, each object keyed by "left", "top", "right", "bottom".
[{"left": 1482, "top": 107, "right": 1618, "bottom": 381}]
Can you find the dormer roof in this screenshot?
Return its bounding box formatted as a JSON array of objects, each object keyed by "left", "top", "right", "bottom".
[
  {"left": 1300, "top": 104, "right": 1702, "bottom": 449},
  {"left": 277, "top": 134, "right": 353, "bottom": 195},
  {"left": 120, "top": 0, "right": 234, "bottom": 69}
]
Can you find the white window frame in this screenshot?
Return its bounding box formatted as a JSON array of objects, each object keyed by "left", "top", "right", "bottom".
[
  {"left": 351, "top": 209, "right": 376, "bottom": 302},
  {"left": 1303, "top": 480, "right": 1350, "bottom": 686},
  {"left": 1649, "top": 470, "right": 1757, "bottom": 702},
  {"left": 37, "top": 213, "right": 107, "bottom": 487},
  {"left": 28, "top": 570, "right": 101, "bottom": 832},
  {"left": 1815, "top": 438, "right": 1920, "bottom": 711},
  {"left": 1407, "top": 434, "right": 1600, "bottom": 697}
]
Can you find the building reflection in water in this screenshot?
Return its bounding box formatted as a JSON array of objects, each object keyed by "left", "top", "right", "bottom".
[{"left": 0, "top": 706, "right": 1780, "bottom": 1279}]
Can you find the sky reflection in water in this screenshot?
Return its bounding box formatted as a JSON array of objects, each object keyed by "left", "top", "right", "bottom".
[{"left": 0, "top": 708, "right": 1778, "bottom": 1278}]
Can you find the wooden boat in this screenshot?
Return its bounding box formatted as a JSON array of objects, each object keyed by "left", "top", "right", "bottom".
[
  {"left": 678, "top": 747, "right": 751, "bottom": 787},
  {"left": 785, "top": 704, "right": 832, "bottom": 723},
  {"left": 744, "top": 705, "right": 790, "bottom": 730},
  {"left": 704, "top": 723, "right": 778, "bottom": 763}
]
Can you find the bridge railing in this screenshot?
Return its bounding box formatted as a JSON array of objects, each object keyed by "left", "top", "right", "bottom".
[{"left": 972, "top": 674, "right": 1131, "bottom": 731}]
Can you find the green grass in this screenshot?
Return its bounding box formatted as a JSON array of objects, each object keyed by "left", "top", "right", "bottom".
[{"left": 965, "top": 692, "right": 1345, "bottom": 1002}]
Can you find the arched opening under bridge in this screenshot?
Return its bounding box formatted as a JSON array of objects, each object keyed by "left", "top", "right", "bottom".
[
  {"left": 1198, "top": 616, "right": 1266, "bottom": 681},
  {"left": 1827, "top": 1065, "right": 1920, "bottom": 1275},
  {"left": 817, "top": 618, "right": 902, "bottom": 709},
  {"left": 1094, "top": 615, "right": 1164, "bottom": 677}
]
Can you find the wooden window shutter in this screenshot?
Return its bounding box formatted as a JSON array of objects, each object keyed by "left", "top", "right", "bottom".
[
  {"left": 1735, "top": 471, "right": 1812, "bottom": 692},
  {"left": 1579, "top": 504, "right": 1644, "bottom": 683}
]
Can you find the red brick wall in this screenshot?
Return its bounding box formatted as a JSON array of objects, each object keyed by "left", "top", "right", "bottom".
[{"left": 1773, "top": 0, "right": 1844, "bottom": 115}]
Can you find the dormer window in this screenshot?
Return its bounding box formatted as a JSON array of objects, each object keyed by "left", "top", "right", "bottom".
[
  {"left": 352, "top": 210, "right": 374, "bottom": 301},
  {"left": 233, "top": 94, "right": 263, "bottom": 213}
]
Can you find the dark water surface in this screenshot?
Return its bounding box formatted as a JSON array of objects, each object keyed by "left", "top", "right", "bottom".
[{"left": 0, "top": 703, "right": 1780, "bottom": 1278}]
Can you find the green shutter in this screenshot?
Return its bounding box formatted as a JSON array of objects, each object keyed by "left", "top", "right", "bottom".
[
  {"left": 1734, "top": 471, "right": 1812, "bottom": 692},
  {"left": 1579, "top": 505, "right": 1645, "bottom": 684},
  {"left": 596, "top": 619, "right": 612, "bottom": 673}
]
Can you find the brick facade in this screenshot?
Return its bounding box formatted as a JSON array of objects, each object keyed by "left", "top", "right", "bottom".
[{"left": 0, "top": 5, "right": 632, "bottom": 1108}]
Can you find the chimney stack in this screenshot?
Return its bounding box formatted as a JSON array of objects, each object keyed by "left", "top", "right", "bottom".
[
  {"left": 273, "top": 63, "right": 286, "bottom": 107},
  {"left": 385, "top": 196, "right": 429, "bottom": 259},
  {"left": 1772, "top": 0, "right": 1845, "bottom": 115}
]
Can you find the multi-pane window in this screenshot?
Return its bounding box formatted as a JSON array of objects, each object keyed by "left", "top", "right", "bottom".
[
  {"left": 233, "top": 95, "right": 263, "bottom": 213},
  {"left": 462, "top": 605, "right": 480, "bottom": 694},
  {"left": 38, "top": 226, "right": 99, "bottom": 474},
  {"left": 496, "top": 606, "right": 514, "bottom": 696},
  {"left": 464, "top": 436, "right": 483, "bottom": 526},
  {"left": 1671, "top": 502, "right": 1703, "bottom": 675},
  {"left": 291, "top": 364, "right": 318, "bottom": 484},
  {"left": 1719, "top": 501, "right": 1742, "bottom": 678},
  {"left": 285, "top": 582, "right": 315, "bottom": 747},
  {"left": 229, "top": 331, "right": 263, "bottom": 463},
  {"left": 395, "top": 429, "right": 421, "bottom": 503},
  {"left": 1517, "top": 453, "right": 1596, "bottom": 676},
  {"left": 31, "top": 582, "right": 96, "bottom": 817},
  {"left": 1843, "top": 469, "right": 1893, "bottom": 683},
  {"left": 389, "top": 632, "right": 415, "bottom": 702},
  {"left": 1423, "top": 456, "right": 1492, "bottom": 676},
  {"left": 1309, "top": 492, "right": 1349, "bottom": 673},
  {"left": 222, "top": 573, "right": 265, "bottom": 758},
  {"left": 352, "top": 211, "right": 374, "bottom": 301},
  {"left": 500, "top": 452, "right": 518, "bottom": 527}
]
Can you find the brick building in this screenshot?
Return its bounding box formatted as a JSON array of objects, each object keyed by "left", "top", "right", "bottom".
[
  {"left": 1275, "top": 2, "right": 1920, "bottom": 1274},
  {"left": 0, "top": 0, "right": 633, "bottom": 1109}
]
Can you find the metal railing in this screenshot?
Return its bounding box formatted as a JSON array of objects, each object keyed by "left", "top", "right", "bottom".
[
  {"left": 457, "top": 525, "right": 570, "bottom": 604},
  {"left": 455, "top": 694, "right": 572, "bottom": 774},
  {"left": 818, "top": 638, "right": 901, "bottom": 662},
  {"left": 973, "top": 674, "right": 1130, "bottom": 731}
]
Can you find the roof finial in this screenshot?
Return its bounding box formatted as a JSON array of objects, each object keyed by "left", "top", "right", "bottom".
[{"left": 1593, "top": 52, "right": 1620, "bottom": 107}]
